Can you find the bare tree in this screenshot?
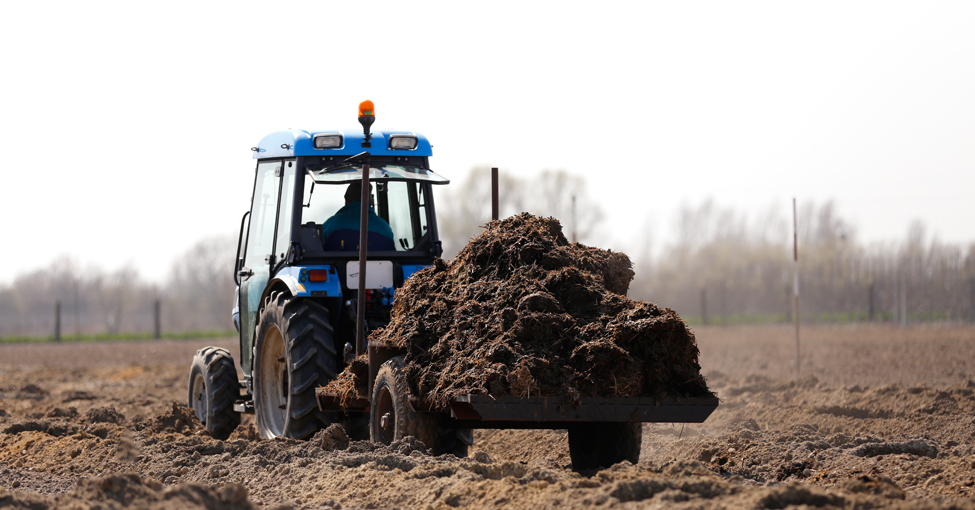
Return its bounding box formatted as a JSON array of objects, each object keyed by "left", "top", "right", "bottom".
[{"left": 163, "top": 235, "right": 237, "bottom": 332}]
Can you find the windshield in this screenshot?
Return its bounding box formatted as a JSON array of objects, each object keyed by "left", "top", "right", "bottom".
[
  {"left": 300, "top": 176, "right": 432, "bottom": 252},
  {"left": 308, "top": 164, "right": 449, "bottom": 185}
]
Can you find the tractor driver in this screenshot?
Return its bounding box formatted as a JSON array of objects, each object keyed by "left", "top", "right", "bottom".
[{"left": 322, "top": 182, "right": 396, "bottom": 251}]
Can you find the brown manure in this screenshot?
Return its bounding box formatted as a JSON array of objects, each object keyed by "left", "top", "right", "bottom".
[{"left": 344, "top": 213, "right": 712, "bottom": 407}]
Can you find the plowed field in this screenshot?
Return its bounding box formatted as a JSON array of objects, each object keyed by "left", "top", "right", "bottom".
[{"left": 1, "top": 325, "right": 974, "bottom": 509}]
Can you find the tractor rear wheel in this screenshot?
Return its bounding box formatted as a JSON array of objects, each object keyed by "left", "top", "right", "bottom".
[
  {"left": 187, "top": 346, "right": 241, "bottom": 440},
  {"left": 568, "top": 422, "right": 642, "bottom": 470},
  {"left": 370, "top": 356, "right": 471, "bottom": 457},
  {"left": 254, "top": 292, "right": 338, "bottom": 439}
]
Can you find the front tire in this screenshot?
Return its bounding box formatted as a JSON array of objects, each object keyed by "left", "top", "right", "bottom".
[
  {"left": 188, "top": 346, "right": 241, "bottom": 440},
  {"left": 254, "top": 292, "right": 338, "bottom": 439},
  {"left": 568, "top": 422, "right": 642, "bottom": 470}
]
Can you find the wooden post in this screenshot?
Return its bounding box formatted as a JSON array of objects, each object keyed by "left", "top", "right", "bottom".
[
  {"left": 54, "top": 301, "right": 61, "bottom": 343},
  {"left": 700, "top": 287, "right": 708, "bottom": 325},
  {"left": 154, "top": 299, "right": 161, "bottom": 339},
  {"left": 491, "top": 167, "right": 499, "bottom": 221},
  {"left": 721, "top": 281, "right": 728, "bottom": 326},
  {"left": 571, "top": 195, "right": 577, "bottom": 243},
  {"left": 969, "top": 277, "right": 975, "bottom": 323},
  {"left": 900, "top": 278, "right": 907, "bottom": 328},
  {"left": 868, "top": 282, "right": 876, "bottom": 322},
  {"left": 793, "top": 198, "right": 800, "bottom": 376}
]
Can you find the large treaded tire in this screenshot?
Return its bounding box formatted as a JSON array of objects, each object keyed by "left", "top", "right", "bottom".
[
  {"left": 568, "top": 422, "right": 642, "bottom": 471},
  {"left": 254, "top": 292, "right": 338, "bottom": 439},
  {"left": 188, "top": 346, "right": 241, "bottom": 440},
  {"left": 370, "top": 357, "right": 471, "bottom": 457},
  {"left": 371, "top": 357, "right": 428, "bottom": 445}
]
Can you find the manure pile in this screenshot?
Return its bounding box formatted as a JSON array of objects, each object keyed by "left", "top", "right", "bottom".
[{"left": 370, "top": 213, "right": 713, "bottom": 406}]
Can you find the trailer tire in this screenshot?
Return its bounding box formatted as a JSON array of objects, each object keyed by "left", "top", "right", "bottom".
[
  {"left": 370, "top": 357, "right": 471, "bottom": 457},
  {"left": 254, "top": 292, "right": 338, "bottom": 440},
  {"left": 188, "top": 346, "right": 241, "bottom": 440},
  {"left": 568, "top": 422, "right": 642, "bottom": 470},
  {"left": 371, "top": 357, "right": 430, "bottom": 445}
]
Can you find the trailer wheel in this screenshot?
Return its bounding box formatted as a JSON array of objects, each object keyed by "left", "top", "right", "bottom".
[
  {"left": 254, "top": 292, "right": 338, "bottom": 439},
  {"left": 370, "top": 356, "right": 428, "bottom": 445},
  {"left": 188, "top": 346, "right": 241, "bottom": 440},
  {"left": 370, "top": 357, "right": 471, "bottom": 457},
  {"left": 568, "top": 422, "right": 642, "bottom": 470}
]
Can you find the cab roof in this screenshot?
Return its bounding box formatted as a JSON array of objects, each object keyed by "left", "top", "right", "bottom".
[{"left": 252, "top": 129, "right": 432, "bottom": 159}]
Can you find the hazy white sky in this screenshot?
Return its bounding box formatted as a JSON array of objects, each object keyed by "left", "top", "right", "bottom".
[{"left": 1, "top": 1, "right": 973, "bottom": 284}]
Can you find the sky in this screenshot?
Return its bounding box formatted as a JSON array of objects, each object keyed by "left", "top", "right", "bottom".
[{"left": 1, "top": 1, "right": 973, "bottom": 285}]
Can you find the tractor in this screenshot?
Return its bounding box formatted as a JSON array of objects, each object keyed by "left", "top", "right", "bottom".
[{"left": 189, "top": 100, "right": 455, "bottom": 447}]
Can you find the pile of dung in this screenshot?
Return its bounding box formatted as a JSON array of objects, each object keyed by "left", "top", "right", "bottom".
[{"left": 371, "top": 213, "right": 713, "bottom": 407}]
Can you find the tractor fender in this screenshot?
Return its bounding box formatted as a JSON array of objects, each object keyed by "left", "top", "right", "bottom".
[{"left": 260, "top": 265, "right": 342, "bottom": 311}]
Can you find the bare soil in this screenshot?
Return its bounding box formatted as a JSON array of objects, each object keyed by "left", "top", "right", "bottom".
[{"left": 1, "top": 325, "right": 974, "bottom": 509}]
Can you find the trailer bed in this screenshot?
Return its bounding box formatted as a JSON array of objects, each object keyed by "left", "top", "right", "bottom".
[{"left": 317, "top": 388, "right": 718, "bottom": 429}]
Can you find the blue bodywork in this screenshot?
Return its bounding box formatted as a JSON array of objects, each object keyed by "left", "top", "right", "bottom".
[
  {"left": 253, "top": 129, "right": 432, "bottom": 159},
  {"left": 273, "top": 265, "right": 343, "bottom": 298}
]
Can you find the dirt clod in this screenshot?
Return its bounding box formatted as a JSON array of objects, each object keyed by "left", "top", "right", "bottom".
[
  {"left": 141, "top": 403, "right": 204, "bottom": 436},
  {"left": 86, "top": 406, "right": 125, "bottom": 425}
]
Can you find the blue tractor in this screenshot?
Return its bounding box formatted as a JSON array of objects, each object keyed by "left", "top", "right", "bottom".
[{"left": 188, "top": 101, "right": 458, "bottom": 448}]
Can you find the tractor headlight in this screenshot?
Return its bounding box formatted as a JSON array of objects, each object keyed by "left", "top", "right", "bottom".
[
  {"left": 388, "top": 135, "right": 418, "bottom": 150},
  {"left": 314, "top": 134, "right": 343, "bottom": 149}
]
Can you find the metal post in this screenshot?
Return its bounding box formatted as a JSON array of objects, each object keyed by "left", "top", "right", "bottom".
[
  {"left": 721, "top": 281, "right": 728, "bottom": 326},
  {"left": 700, "top": 287, "right": 708, "bottom": 325},
  {"left": 792, "top": 198, "right": 800, "bottom": 376},
  {"left": 868, "top": 282, "right": 876, "bottom": 322},
  {"left": 571, "top": 195, "right": 577, "bottom": 243},
  {"left": 491, "top": 167, "right": 499, "bottom": 221},
  {"left": 356, "top": 164, "right": 370, "bottom": 357},
  {"left": 154, "top": 299, "right": 161, "bottom": 339},
  {"left": 54, "top": 301, "right": 61, "bottom": 343},
  {"left": 73, "top": 280, "right": 80, "bottom": 338},
  {"left": 969, "top": 277, "right": 975, "bottom": 323},
  {"left": 900, "top": 277, "right": 907, "bottom": 328}
]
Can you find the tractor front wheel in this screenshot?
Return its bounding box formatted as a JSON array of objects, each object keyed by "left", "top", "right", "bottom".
[
  {"left": 188, "top": 346, "right": 241, "bottom": 440},
  {"left": 254, "top": 292, "right": 338, "bottom": 439}
]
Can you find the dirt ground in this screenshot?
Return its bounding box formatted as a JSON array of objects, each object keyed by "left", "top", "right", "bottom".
[{"left": 1, "top": 325, "right": 974, "bottom": 509}]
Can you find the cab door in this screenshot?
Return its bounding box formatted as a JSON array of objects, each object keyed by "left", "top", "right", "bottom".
[{"left": 237, "top": 159, "right": 284, "bottom": 378}]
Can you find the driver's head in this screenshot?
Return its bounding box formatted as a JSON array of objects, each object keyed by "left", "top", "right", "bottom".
[{"left": 344, "top": 182, "right": 371, "bottom": 204}]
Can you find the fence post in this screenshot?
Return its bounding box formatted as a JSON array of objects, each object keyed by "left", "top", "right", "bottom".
[
  {"left": 868, "top": 282, "right": 876, "bottom": 322},
  {"left": 154, "top": 299, "right": 161, "bottom": 339},
  {"left": 700, "top": 287, "right": 708, "bottom": 325},
  {"left": 900, "top": 278, "right": 908, "bottom": 328},
  {"left": 54, "top": 301, "right": 61, "bottom": 342},
  {"left": 721, "top": 281, "right": 728, "bottom": 326},
  {"left": 969, "top": 277, "right": 975, "bottom": 323}
]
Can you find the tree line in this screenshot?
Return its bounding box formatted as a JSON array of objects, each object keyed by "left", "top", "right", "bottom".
[
  {"left": 2, "top": 168, "right": 973, "bottom": 338},
  {"left": 0, "top": 237, "right": 237, "bottom": 338}
]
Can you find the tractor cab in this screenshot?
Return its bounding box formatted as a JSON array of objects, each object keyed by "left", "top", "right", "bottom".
[{"left": 211, "top": 102, "right": 450, "bottom": 439}]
